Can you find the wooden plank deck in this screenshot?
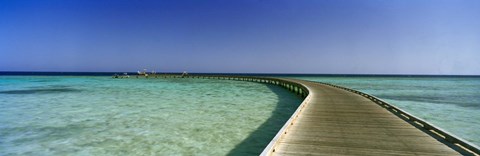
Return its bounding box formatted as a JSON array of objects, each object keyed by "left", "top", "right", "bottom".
[{"left": 271, "top": 78, "right": 461, "bottom": 156}]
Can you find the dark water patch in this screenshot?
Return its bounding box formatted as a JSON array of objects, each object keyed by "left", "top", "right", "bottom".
[
  {"left": 339, "top": 83, "right": 447, "bottom": 92},
  {"left": 379, "top": 95, "right": 480, "bottom": 108},
  {"left": 0, "top": 88, "right": 81, "bottom": 94},
  {"left": 28, "top": 85, "right": 73, "bottom": 88},
  {"left": 47, "top": 85, "right": 75, "bottom": 88},
  {"left": 30, "top": 79, "right": 60, "bottom": 83}
]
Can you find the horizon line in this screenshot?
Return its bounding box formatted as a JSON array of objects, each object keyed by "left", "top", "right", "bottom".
[{"left": 1, "top": 71, "right": 479, "bottom": 77}]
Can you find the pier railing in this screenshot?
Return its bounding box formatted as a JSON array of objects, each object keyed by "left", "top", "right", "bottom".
[{"left": 314, "top": 81, "right": 480, "bottom": 156}]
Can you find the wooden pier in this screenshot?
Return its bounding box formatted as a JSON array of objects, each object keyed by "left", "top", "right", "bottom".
[
  {"left": 261, "top": 78, "right": 468, "bottom": 156},
  {"left": 117, "top": 75, "right": 480, "bottom": 155}
]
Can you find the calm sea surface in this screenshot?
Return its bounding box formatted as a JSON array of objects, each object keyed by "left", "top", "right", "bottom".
[
  {"left": 288, "top": 76, "right": 480, "bottom": 146},
  {"left": 1, "top": 75, "right": 479, "bottom": 155},
  {"left": 0, "top": 76, "right": 301, "bottom": 155}
]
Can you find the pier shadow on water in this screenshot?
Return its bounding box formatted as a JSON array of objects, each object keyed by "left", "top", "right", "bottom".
[
  {"left": 0, "top": 86, "right": 80, "bottom": 95},
  {"left": 227, "top": 84, "right": 302, "bottom": 156}
]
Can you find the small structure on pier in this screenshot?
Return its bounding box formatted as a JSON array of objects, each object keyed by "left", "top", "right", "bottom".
[
  {"left": 181, "top": 71, "right": 188, "bottom": 77},
  {"left": 137, "top": 69, "right": 148, "bottom": 77}
]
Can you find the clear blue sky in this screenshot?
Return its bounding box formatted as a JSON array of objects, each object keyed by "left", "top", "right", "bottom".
[{"left": 1, "top": 0, "right": 479, "bottom": 74}]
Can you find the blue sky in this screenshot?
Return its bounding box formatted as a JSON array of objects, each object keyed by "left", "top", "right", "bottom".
[{"left": 1, "top": 0, "right": 479, "bottom": 74}]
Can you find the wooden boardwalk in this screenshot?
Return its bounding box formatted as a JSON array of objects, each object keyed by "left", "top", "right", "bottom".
[
  {"left": 121, "top": 75, "right": 479, "bottom": 155},
  {"left": 268, "top": 79, "right": 463, "bottom": 155}
]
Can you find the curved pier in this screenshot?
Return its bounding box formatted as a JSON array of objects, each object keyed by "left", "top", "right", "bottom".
[{"left": 125, "top": 75, "right": 480, "bottom": 155}]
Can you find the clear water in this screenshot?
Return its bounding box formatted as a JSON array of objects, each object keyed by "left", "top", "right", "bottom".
[
  {"left": 2, "top": 75, "right": 479, "bottom": 155},
  {"left": 0, "top": 76, "right": 302, "bottom": 155},
  {"left": 289, "top": 76, "right": 480, "bottom": 146}
]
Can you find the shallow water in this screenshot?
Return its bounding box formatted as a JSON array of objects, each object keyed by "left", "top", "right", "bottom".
[
  {"left": 289, "top": 76, "right": 480, "bottom": 146},
  {"left": 0, "top": 76, "right": 301, "bottom": 155},
  {"left": 2, "top": 75, "right": 479, "bottom": 154}
]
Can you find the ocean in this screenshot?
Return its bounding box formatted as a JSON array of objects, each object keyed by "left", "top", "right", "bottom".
[
  {"left": 0, "top": 75, "right": 301, "bottom": 155},
  {"left": 0, "top": 73, "right": 479, "bottom": 155}
]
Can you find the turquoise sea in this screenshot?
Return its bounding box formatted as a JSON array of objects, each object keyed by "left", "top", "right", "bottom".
[
  {"left": 0, "top": 76, "right": 301, "bottom": 155},
  {"left": 1, "top": 74, "right": 479, "bottom": 155}
]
